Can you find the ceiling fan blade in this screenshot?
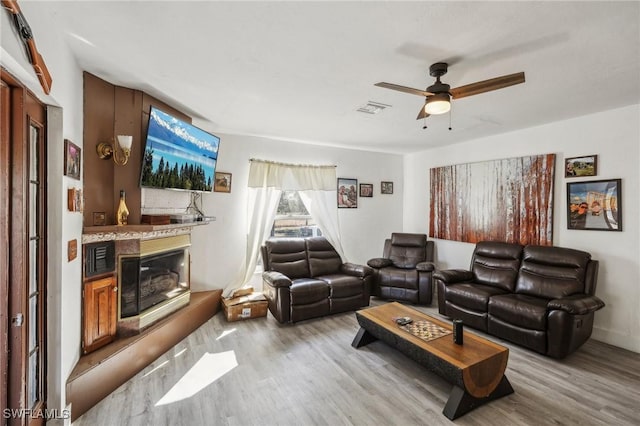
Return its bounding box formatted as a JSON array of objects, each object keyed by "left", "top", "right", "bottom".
[
  {"left": 375, "top": 82, "right": 433, "bottom": 97},
  {"left": 416, "top": 105, "right": 430, "bottom": 120},
  {"left": 450, "top": 72, "right": 525, "bottom": 100}
]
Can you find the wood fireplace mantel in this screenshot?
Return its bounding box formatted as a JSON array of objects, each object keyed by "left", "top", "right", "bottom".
[{"left": 82, "top": 220, "right": 211, "bottom": 244}]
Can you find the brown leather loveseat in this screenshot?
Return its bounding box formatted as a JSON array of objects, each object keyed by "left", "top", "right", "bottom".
[
  {"left": 434, "top": 241, "right": 605, "bottom": 358},
  {"left": 261, "top": 236, "right": 373, "bottom": 323}
]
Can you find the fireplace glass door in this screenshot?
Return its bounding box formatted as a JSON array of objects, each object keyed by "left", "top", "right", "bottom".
[{"left": 120, "top": 248, "right": 189, "bottom": 318}]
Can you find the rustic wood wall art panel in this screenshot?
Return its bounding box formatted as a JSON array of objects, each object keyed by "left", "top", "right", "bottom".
[{"left": 429, "top": 153, "right": 555, "bottom": 245}]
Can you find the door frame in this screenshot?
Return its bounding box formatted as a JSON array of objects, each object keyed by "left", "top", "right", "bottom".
[
  {"left": 1, "top": 75, "right": 12, "bottom": 426},
  {"left": 2, "top": 67, "right": 48, "bottom": 426}
]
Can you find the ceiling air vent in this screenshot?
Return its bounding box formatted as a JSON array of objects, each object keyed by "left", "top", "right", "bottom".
[{"left": 357, "top": 101, "right": 391, "bottom": 114}]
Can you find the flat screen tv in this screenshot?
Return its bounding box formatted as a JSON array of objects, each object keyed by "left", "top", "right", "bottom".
[{"left": 140, "top": 106, "right": 219, "bottom": 192}]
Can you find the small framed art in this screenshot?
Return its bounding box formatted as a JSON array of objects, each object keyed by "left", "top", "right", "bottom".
[
  {"left": 359, "top": 183, "right": 373, "bottom": 197},
  {"left": 338, "top": 178, "right": 357, "bottom": 208},
  {"left": 381, "top": 181, "right": 393, "bottom": 194},
  {"left": 67, "top": 188, "right": 83, "bottom": 212},
  {"left": 214, "top": 172, "right": 232, "bottom": 193},
  {"left": 567, "top": 178, "right": 621, "bottom": 231},
  {"left": 92, "top": 212, "right": 106, "bottom": 226},
  {"left": 64, "top": 139, "right": 81, "bottom": 180},
  {"left": 565, "top": 155, "right": 597, "bottom": 178}
]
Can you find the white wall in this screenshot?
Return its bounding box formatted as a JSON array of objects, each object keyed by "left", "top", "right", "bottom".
[
  {"left": 2, "top": 7, "right": 637, "bottom": 420},
  {"left": 404, "top": 104, "right": 640, "bottom": 353},
  {"left": 143, "top": 133, "right": 404, "bottom": 292},
  {"left": 1, "top": 3, "right": 85, "bottom": 417},
  {"left": 3, "top": 4, "right": 403, "bottom": 414}
]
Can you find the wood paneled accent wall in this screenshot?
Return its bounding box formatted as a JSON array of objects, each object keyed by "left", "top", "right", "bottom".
[{"left": 83, "top": 72, "right": 191, "bottom": 225}]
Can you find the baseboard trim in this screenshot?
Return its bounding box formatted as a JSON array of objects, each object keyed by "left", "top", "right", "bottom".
[{"left": 591, "top": 326, "right": 640, "bottom": 354}]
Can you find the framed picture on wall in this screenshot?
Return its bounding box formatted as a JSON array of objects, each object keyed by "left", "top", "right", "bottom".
[
  {"left": 430, "top": 154, "right": 555, "bottom": 245},
  {"left": 92, "top": 212, "right": 106, "bottom": 226},
  {"left": 337, "top": 178, "right": 357, "bottom": 208},
  {"left": 567, "top": 179, "right": 621, "bottom": 231},
  {"left": 359, "top": 183, "right": 373, "bottom": 197},
  {"left": 381, "top": 181, "right": 393, "bottom": 194},
  {"left": 565, "top": 155, "right": 597, "bottom": 178},
  {"left": 214, "top": 172, "right": 232, "bottom": 193},
  {"left": 64, "top": 139, "right": 81, "bottom": 180}
]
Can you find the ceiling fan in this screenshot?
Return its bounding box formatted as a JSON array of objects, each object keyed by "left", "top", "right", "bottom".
[{"left": 375, "top": 62, "right": 524, "bottom": 121}]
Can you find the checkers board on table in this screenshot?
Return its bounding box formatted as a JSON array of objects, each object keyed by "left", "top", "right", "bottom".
[{"left": 399, "top": 319, "right": 452, "bottom": 342}]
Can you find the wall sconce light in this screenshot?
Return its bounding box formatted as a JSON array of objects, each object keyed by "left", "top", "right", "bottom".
[{"left": 96, "top": 135, "right": 133, "bottom": 166}]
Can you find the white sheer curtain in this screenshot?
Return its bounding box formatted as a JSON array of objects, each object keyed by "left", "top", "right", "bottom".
[
  {"left": 240, "top": 186, "right": 282, "bottom": 288},
  {"left": 299, "top": 190, "right": 345, "bottom": 258},
  {"left": 223, "top": 159, "right": 342, "bottom": 297}
]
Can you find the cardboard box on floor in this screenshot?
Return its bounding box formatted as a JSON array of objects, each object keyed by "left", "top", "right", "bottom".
[{"left": 222, "top": 289, "right": 268, "bottom": 322}]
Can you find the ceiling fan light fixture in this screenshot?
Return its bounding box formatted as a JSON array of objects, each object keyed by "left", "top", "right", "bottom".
[{"left": 424, "top": 93, "right": 451, "bottom": 115}]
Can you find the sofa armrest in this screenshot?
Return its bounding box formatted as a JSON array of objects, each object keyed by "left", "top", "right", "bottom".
[
  {"left": 548, "top": 294, "right": 605, "bottom": 315},
  {"left": 341, "top": 262, "right": 374, "bottom": 278},
  {"left": 416, "top": 261, "right": 435, "bottom": 272},
  {"left": 367, "top": 258, "right": 393, "bottom": 269},
  {"left": 432, "top": 269, "right": 473, "bottom": 284},
  {"left": 262, "top": 271, "right": 293, "bottom": 288}
]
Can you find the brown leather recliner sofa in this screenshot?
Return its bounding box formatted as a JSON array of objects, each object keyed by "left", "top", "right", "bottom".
[
  {"left": 434, "top": 241, "right": 605, "bottom": 358},
  {"left": 261, "top": 236, "right": 373, "bottom": 323},
  {"left": 367, "top": 233, "right": 435, "bottom": 305}
]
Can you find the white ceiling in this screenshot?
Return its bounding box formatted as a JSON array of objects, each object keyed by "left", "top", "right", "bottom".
[{"left": 29, "top": 1, "right": 640, "bottom": 154}]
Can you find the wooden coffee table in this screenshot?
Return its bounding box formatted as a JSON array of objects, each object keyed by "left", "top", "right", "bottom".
[{"left": 352, "top": 302, "right": 514, "bottom": 420}]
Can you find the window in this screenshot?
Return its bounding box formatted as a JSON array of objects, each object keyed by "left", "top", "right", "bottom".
[{"left": 271, "top": 191, "right": 322, "bottom": 238}]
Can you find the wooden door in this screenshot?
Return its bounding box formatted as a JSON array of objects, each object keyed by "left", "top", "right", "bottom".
[
  {"left": 1, "top": 69, "right": 47, "bottom": 426},
  {"left": 1, "top": 76, "right": 11, "bottom": 426},
  {"left": 82, "top": 276, "right": 117, "bottom": 354}
]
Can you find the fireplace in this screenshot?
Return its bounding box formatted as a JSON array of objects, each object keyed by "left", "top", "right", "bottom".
[{"left": 117, "top": 234, "right": 191, "bottom": 334}]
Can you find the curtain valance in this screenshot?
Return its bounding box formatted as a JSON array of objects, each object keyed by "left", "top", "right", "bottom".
[{"left": 248, "top": 159, "right": 336, "bottom": 190}]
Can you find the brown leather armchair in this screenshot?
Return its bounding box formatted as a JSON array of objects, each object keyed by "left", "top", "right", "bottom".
[
  {"left": 367, "top": 233, "right": 435, "bottom": 305},
  {"left": 261, "top": 236, "right": 373, "bottom": 323}
]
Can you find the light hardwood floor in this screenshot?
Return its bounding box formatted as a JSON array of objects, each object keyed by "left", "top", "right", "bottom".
[{"left": 73, "top": 299, "right": 640, "bottom": 426}]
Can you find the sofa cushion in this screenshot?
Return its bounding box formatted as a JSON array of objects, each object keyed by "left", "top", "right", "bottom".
[
  {"left": 471, "top": 241, "right": 523, "bottom": 292},
  {"left": 306, "top": 237, "right": 343, "bottom": 277},
  {"left": 515, "top": 245, "right": 590, "bottom": 299},
  {"left": 317, "top": 274, "right": 362, "bottom": 298},
  {"left": 388, "top": 233, "right": 427, "bottom": 269},
  {"left": 489, "top": 293, "right": 550, "bottom": 331},
  {"left": 377, "top": 268, "right": 419, "bottom": 290},
  {"left": 290, "top": 279, "right": 329, "bottom": 305},
  {"left": 445, "top": 283, "right": 507, "bottom": 311},
  {"left": 330, "top": 295, "right": 364, "bottom": 314},
  {"left": 264, "top": 239, "right": 310, "bottom": 279},
  {"left": 443, "top": 302, "right": 489, "bottom": 331},
  {"left": 291, "top": 300, "right": 330, "bottom": 323},
  {"left": 378, "top": 286, "right": 419, "bottom": 303},
  {"left": 488, "top": 315, "right": 547, "bottom": 354}
]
